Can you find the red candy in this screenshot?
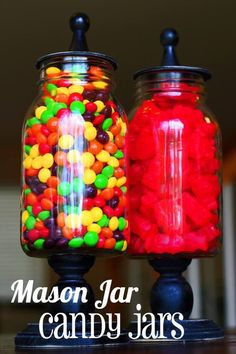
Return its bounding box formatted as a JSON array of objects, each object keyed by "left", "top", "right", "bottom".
[{"left": 129, "top": 84, "right": 221, "bottom": 256}]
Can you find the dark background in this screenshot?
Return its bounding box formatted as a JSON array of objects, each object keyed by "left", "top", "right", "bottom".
[{"left": 1, "top": 0, "right": 236, "bottom": 179}]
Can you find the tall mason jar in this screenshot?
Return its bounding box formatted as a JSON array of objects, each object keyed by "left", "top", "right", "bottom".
[
  {"left": 128, "top": 70, "right": 222, "bottom": 257},
  {"left": 21, "top": 54, "right": 129, "bottom": 257}
]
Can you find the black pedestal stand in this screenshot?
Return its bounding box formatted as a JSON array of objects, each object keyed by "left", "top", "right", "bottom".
[
  {"left": 129, "top": 257, "right": 224, "bottom": 342},
  {"left": 15, "top": 255, "right": 128, "bottom": 349}
]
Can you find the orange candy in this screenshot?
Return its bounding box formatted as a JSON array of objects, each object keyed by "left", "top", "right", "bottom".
[
  {"left": 100, "top": 227, "right": 113, "bottom": 239},
  {"left": 100, "top": 188, "right": 115, "bottom": 201},
  {"left": 119, "top": 158, "right": 125, "bottom": 167},
  {"left": 36, "top": 132, "right": 47, "bottom": 144},
  {"left": 88, "top": 140, "right": 103, "bottom": 155},
  {"left": 35, "top": 220, "right": 44, "bottom": 230},
  {"left": 26, "top": 193, "right": 37, "bottom": 205},
  {"left": 115, "top": 135, "right": 124, "bottom": 148},
  {"left": 44, "top": 188, "right": 57, "bottom": 199},
  {"left": 110, "top": 124, "right": 121, "bottom": 136},
  {"left": 31, "top": 124, "right": 42, "bottom": 135},
  {"left": 114, "top": 167, "right": 124, "bottom": 178},
  {"left": 47, "top": 117, "right": 59, "bottom": 133},
  {"left": 47, "top": 176, "right": 60, "bottom": 188},
  {"left": 48, "top": 132, "right": 59, "bottom": 146},
  {"left": 62, "top": 226, "right": 73, "bottom": 240},
  {"left": 92, "top": 161, "right": 104, "bottom": 174},
  {"left": 26, "top": 168, "right": 38, "bottom": 176},
  {"left": 104, "top": 142, "right": 118, "bottom": 154},
  {"left": 54, "top": 151, "right": 67, "bottom": 166},
  {"left": 41, "top": 198, "right": 53, "bottom": 210},
  {"left": 119, "top": 195, "right": 127, "bottom": 207},
  {"left": 57, "top": 212, "right": 66, "bottom": 228},
  {"left": 55, "top": 94, "right": 69, "bottom": 105},
  {"left": 104, "top": 238, "right": 116, "bottom": 249}
]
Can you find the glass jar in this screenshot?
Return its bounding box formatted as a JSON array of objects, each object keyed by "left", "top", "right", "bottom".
[
  {"left": 128, "top": 70, "right": 222, "bottom": 257},
  {"left": 21, "top": 54, "right": 129, "bottom": 257}
]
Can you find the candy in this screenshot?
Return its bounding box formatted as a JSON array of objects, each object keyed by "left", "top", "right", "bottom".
[{"left": 22, "top": 63, "right": 128, "bottom": 254}]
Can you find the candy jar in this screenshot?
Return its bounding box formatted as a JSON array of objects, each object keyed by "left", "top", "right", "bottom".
[
  {"left": 128, "top": 29, "right": 223, "bottom": 341},
  {"left": 16, "top": 13, "right": 128, "bottom": 348}
]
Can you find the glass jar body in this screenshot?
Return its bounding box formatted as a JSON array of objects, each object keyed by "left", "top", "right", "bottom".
[
  {"left": 21, "top": 57, "right": 129, "bottom": 257},
  {"left": 128, "top": 73, "right": 222, "bottom": 257}
]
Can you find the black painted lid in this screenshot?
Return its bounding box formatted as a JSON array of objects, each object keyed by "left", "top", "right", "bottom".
[
  {"left": 36, "top": 13, "right": 117, "bottom": 70},
  {"left": 134, "top": 28, "right": 211, "bottom": 80}
]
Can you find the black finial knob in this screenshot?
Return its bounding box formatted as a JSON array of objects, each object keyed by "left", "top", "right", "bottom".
[
  {"left": 69, "top": 13, "right": 90, "bottom": 51},
  {"left": 160, "top": 28, "right": 179, "bottom": 66}
]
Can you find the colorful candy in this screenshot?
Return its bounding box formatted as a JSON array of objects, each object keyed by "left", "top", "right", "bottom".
[{"left": 21, "top": 63, "right": 128, "bottom": 255}]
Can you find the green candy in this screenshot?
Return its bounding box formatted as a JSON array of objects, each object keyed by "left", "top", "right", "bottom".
[
  {"left": 118, "top": 217, "right": 126, "bottom": 231},
  {"left": 41, "top": 110, "right": 54, "bottom": 124},
  {"left": 95, "top": 174, "right": 108, "bottom": 189},
  {"left": 38, "top": 211, "right": 50, "bottom": 221},
  {"left": 34, "top": 239, "right": 45, "bottom": 250},
  {"left": 68, "top": 238, "right": 84, "bottom": 248},
  {"left": 24, "top": 145, "right": 31, "bottom": 154},
  {"left": 84, "top": 231, "right": 99, "bottom": 247},
  {"left": 47, "top": 83, "right": 58, "bottom": 96},
  {"left": 114, "top": 240, "right": 124, "bottom": 251},
  {"left": 102, "top": 166, "right": 114, "bottom": 178},
  {"left": 22, "top": 244, "right": 30, "bottom": 252},
  {"left": 53, "top": 102, "right": 67, "bottom": 115},
  {"left": 70, "top": 101, "right": 85, "bottom": 114},
  {"left": 58, "top": 181, "right": 71, "bottom": 196},
  {"left": 26, "top": 206, "right": 33, "bottom": 215},
  {"left": 97, "top": 214, "right": 109, "bottom": 227},
  {"left": 72, "top": 178, "right": 84, "bottom": 193},
  {"left": 27, "top": 117, "right": 41, "bottom": 127},
  {"left": 121, "top": 186, "right": 127, "bottom": 193},
  {"left": 64, "top": 205, "right": 80, "bottom": 215},
  {"left": 113, "top": 150, "right": 124, "bottom": 159},
  {"left": 44, "top": 97, "right": 54, "bottom": 107},
  {"left": 102, "top": 118, "right": 113, "bottom": 131},
  {"left": 25, "top": 216, "right": 36, "bottom": 230},
  {"left": 24, "top": 188, "right": 31, "bottom": 195}
]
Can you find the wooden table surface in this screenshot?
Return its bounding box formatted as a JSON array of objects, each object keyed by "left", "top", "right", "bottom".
[{"left": 1, "top": 333, "right": 236, "bottom": 354}]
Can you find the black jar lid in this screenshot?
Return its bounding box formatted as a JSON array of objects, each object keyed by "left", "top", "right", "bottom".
[
  {"left": 134, "top": 29, "right": 211, "bottom": 81},
  {"left": 36, "top": 13, "right": 117, "bottom": 70}
]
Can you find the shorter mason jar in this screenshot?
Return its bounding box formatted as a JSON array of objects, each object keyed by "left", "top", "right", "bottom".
[
  {"left": 21, "top": 54, "right": 129, "bottom": 257},
  {"left": 128, "top": 70, "right": 222, "bottom": 257}
]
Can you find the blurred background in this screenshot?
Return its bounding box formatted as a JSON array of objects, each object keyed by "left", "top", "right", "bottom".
[{"left": 1, "top": 0, "right": 236, "bottom": 334}]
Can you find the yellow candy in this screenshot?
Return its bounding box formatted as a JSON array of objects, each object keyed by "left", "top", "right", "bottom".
[
  {"left": 81, "top": 210, "right": 93, "bottom": 226},
  {"left": 38, "top": 168, "right": 51, "bottom": 183},
  {"left": 116, "top": 176, "right": 127, "bottom": 187},
  {"left": 108, "top": 156, "right": 119, "bottom": 167},
  {"left": 22, "top": 210, "right": 29, "bottom": 224},
  {"left": 67, "top": 150, "right": 80, "bottom": 164},
  {"left": 57, "top": 87, "right": 69, "bottom": 95},
  {"left": 94, "top": 100, "right": 105, "bottom": 112},
  {"left": 84, "top": 127, "right": 97, "bottom": 141},
  {"left": 81, "top": 152, "right": 95, "bottom": 167},
  {"left": 96, "top": 150, "right": 110, "bottom": 162},
  {"left": 65, "top": 214, "right": 81, "bottom": 229},
  {"left": 91, "top": 207, "right": 103, "bottom": 222},
  {"left": 107, "top": 177, "right": 117, "bottom": 188},
  {"left": 42, "top": 153, "right": 54, "bottom": 168},
  {"left": 83, "top": 169, "right": 96, "bottom": 184},
  {"left": 23, "top": 156, "right": 32, "bottom": 169},
  {"left": 84, "top": 122, "right": 93, "bottom": 129},
  {"left": 122, "top": 240, "right": 127, "bottom": 252},
  {"left": 93, "top": 81, "right": 108, "bottom": 89},
  {"left": 88, "top": 223, "right": 101, "bottom": 233},
  {"left": 32, "top": 156, "right": 43, "bottom": 169},
  {"left": 109, "top": 216, "right": 119, "bottom": 231},
  {"left": 30, "top": 144, "right": 39, "bottom": 158},
  {"left": 46, "top": 67, "right": 61, "bottom": 75},
  {"left": 68, "top": 85, "right": 84, "bottom": 94},
  {"left": 107, "top": 131, "right": 114, "bottom": 141},
  {"left": 58, "top": 135, "right": 74, "bottom": 149},
  {"left": 35, "top": 106, "right": 47, "bottom": 119},
  {"left": 83, "top": 99, "right": 89, "bottom": 105}
]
